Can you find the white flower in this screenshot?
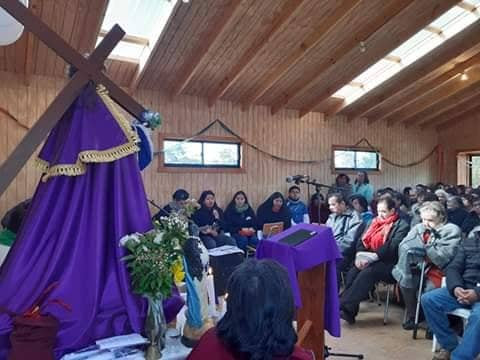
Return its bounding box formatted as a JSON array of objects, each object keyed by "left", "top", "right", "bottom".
[
  {"left": 153, "top": 232, "right": 164, "bottom": 244},
  {"left": 119, "top": 233, "right": 141, "bottom": 247}
]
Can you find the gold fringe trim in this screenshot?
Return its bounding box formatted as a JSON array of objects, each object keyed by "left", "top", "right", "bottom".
[{"left": 36, "top": 85, "right": 140, "bottom": 182}]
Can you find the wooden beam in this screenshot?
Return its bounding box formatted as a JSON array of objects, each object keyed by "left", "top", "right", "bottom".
[
  {"left": 420, "top": 95, "right": 480, "bottom": 129},
  {"left": 324, "top": 98, "right": 346, "bottom": 117},
  {"left": 272, "top": 0, "right": 415, "bottom": 117},
  {"left": 386, "top": 65, "right": 480, "bottom": 126},
  {"left": 207, "top": 0, "right": 305, "bottom": 107},
  {"left": 128, "top": 0, "right": 182, "bottom": 94},
  {"left": 403, "top": 79, "right": 480, "bottom": 128},
  {"left": 298, "top": 0, "right": 456, "bottom": 119},
  {"left": 239, "top": 0, "right": 362, "bottom": 111},
  {"left": 169, "top": 0, "right": 242, "bottom": 97},
  {"left": 436, "top": 102, "right": 480, "bottom": 132},
  {"left": 0, "top": 0, "right": 145, "bottom": 117},
  {"left": 338, "top": 17, "right": 480, "bottom": 120},
  {"left": 0, "top": 28, "right": 124, "bottom": 197},
  {"left": 99, "top": 29, "right": 149, "bottom": 46},
  {"left": 370, "top": 51, "right": 480, "bottom": 124}
]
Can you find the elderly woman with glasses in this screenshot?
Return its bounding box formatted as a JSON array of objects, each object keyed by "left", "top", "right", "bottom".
[{"left": 392, "top": 201, "right": 462, "bottom": 330}]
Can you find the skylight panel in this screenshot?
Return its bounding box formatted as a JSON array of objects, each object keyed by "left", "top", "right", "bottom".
[
  {"left": 97, "top": 0, "right": 178, "bottom": 63},
  {"left": 332, "top": 4, "right": 479, "bottom": 106}
]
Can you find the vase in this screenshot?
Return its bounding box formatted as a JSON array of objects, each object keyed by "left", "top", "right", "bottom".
[{"left": 144, "top": 295, "right": 167, "bottom": 360}]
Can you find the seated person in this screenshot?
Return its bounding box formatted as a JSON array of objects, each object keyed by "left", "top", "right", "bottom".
[
  {"left": 350, "top": 194, "right": 374, "bottom": 227},
  {"left": 192, "top": 190, "right": 236, "bottom": 249},
  {"left": 326, "top": 193, "right": 365, "bottom": 286},
  {"left": 421, "top": 226, "right": 480, "bottom": 360},
  {"left": 392, "top": 191, "right": 412, "bottom": 225},
  {"left": 392, "top": 201, "right": 462, "bottom": 330},
  {"left": 461, "top": 197, "right": 480, "bottom": 235},
  {"left": 153, "top": 188, "right": 189, "bottom": 221},
  {"left": 286, "top": 186, "right": 309, "bottom": 224},
  {"left": 446, "top": 196, "right": 469, "bottom": 228},
  {"left": 340, "top": 198, "right": 409, "bottom": 324},
  {"left": 256, "top": 192, "right": 292, "bottom": 236},
  {"left": 188, "top": 259, "right": 314, "bottom": 360},
  {"left": 410, "top": 191, "right": 439, "bottom": 227},
  {"left": 327, "top": 173, "right": 352, "bottom": 200},
  {"left": 308, "top": 193, "right": 329, "bottom": 224},
  {"left": 224, "top": 191, "right": 258, "bottom": 252}
]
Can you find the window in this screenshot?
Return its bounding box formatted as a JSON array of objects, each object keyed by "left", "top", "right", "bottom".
[
  {"left": 470, "top": 155, "right": 480, "bottom": 187},
  {"left": 333, "top": 2, "right": 480, "bottom": 105},
  {"left": 333, "top": 147, "right": 380, "bottom": 171},
  {"left": 163, "top": 139, "right": 241, "bottom": 168}
]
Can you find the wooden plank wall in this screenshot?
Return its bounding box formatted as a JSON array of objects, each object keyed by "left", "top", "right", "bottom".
[
  {"left": 0, "top": 72, "right": 438, "bottom": 216},
  {"left": 438, "top": 112, "right": 480, "bottom": 185}
]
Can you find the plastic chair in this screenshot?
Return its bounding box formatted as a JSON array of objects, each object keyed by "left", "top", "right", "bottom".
[{"left": 431, "top": 277, "right": 473, "bottom": 352}]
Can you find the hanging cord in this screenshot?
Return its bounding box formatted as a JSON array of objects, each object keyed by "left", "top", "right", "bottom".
[
  {"left": 154, "top": 119, "right": 439, "bottom": 168},
  {"left": 0, "top": 107, "right": 30, "bottom": 130}
]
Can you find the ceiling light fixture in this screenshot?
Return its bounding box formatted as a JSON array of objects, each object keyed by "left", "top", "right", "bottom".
[{"left": 460, "top": 72, "right": 469, "bottom": 81}]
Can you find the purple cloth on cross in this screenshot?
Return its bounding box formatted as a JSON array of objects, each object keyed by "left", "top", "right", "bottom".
[{"left": 256, "top": 223, "right": 342, "bottom": 337}]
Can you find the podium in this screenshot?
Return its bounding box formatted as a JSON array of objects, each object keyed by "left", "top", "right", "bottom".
[{"left": 256, "top": 224, "right": 341, "bottom": 360}]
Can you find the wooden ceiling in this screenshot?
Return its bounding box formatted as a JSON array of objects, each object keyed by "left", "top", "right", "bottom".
[{"left": 1, "top": 0, "right": 480, "bottom": 131}]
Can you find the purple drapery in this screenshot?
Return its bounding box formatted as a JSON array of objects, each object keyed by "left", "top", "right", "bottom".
[{"left": 0, "top": 86, "right": 153, "bottom": 359}]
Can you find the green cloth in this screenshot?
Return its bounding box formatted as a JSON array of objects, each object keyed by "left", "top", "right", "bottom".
[{"left": 0, "top": 229, "right": 15, "bottom": 247}]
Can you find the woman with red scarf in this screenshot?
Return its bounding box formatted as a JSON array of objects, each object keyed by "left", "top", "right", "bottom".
[{"left": 340, "top": 198, "right": 410, "bottom": 324}]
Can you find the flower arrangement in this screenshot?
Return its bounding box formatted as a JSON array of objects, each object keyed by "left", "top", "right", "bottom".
[{"left": 120, "top": 211, "right": 190, "bottom": 299}]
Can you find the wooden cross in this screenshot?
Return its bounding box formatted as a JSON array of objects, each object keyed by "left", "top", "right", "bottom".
[{"left": 0, "top": 0, "right": 147, "bottom": 197}]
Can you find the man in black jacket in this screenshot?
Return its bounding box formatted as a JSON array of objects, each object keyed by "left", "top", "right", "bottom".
[{"left": 421, "top": 226, "right": 480, "bottom": 360}]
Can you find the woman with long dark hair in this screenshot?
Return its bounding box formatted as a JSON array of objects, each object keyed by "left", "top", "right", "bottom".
[
  {"left": 256, "top": 192, "right": 292, "bottom": 233},
  {"left": 192, "top": 190, "right": 236, "bottom": 249},
  {"left": 188, "top": 259, "right": 314, "bottom": 360},
  {"left": 224, "top": 191, "right": 258, "bottom": 252}
]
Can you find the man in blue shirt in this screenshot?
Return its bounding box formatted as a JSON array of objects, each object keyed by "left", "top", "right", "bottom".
[{"left": 286, "top": 186, "right": 309, "bottom": 224}]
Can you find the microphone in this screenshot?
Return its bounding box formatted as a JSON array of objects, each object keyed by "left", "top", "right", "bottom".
[{"left": 286, "top": 175, "right": 309, "bottom": 183}]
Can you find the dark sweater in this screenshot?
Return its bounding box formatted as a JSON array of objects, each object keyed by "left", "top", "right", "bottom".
[
  {"left": 192, "top": 206, "right": 226, "bottom": 231},
  {"left": 356, "top": 219, "right": 410, "bottom": 266},
  {"left": 446, "top": 227, "right": 480, "bottom": 298},
  {"left": 224, "top": 206, "right": 257, "bottom": 234},
  {"left": 256, "top": 206, "right": 291, "bottom": 231}
]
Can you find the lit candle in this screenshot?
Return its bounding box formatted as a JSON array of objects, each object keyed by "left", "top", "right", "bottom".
[
  {"left": 219, "top": 293, "right": 228, "bottom": 318},
  {"left": 206, "top": 267, "right": 217, "bottom": 317}
]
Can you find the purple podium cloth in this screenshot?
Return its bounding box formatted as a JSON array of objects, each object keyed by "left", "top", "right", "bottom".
[
  {"left": 256, "top": 223, "right": 342, "bottom": 337},
  {"left": 0, "top": 86, "right": 169, "bottom": 359}
]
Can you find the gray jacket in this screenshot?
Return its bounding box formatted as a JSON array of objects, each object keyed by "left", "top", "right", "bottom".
[
  {"left": 392, "top": 222, "right": 462, "bottom": 288},
  {"left": 326, "top": 209, "right": 364, "bottom": 254}
]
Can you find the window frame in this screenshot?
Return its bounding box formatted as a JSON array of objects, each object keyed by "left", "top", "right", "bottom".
[
  {"left": 331, "top": 145, "right": 381, "bottom": 174},
  {"left": 158, "top": 133, "right": 245, "bottom": 174}
]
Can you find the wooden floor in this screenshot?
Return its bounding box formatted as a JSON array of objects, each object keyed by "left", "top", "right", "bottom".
[{"left": 326, "top": 301, "right": 434, "bottom": 360}]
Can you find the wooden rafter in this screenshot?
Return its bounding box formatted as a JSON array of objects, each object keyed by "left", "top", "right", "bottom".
[
  {"left": 298, "top": 0, "right": 456, "bottom": 119},
  {"left": 403, "top": 79, "right": 480, "bottom": 128},
  {"left": 372, "top": 51, "right": 480, "bottom": 124},
  {"left": 99, "top": 29, "right": 149, "bottom": 47},
  {"left": 420, "top": 95, "right": 480, "bottom": 129},
  {"left": 169, "top": 0, "right": 242, "bottom": 98},
  {"left": 436, "top": 102, "right": 480, "bottom": 132},
  {"left": 339, "top": 19, "right": 480, "bottom": 121},
  {"left": 207, "top": 0, "right": 304, "bottom": 107},
  {"left": 238, "top": 0, "right": 362, "bottom": 112},
  {"left": 128, "top": 0, "right": 182, "bottom": 94},
  {"left": 386, "top": 65, "right": 480, "bottom": 127}
]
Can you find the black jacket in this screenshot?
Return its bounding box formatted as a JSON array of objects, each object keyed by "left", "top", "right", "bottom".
[
  {"left": 447, "top": 208, "right": 469, "bottom": 228},
  {"left": 356, "top": 219, "right": 410, "bottom": 266},
  {"left": 446, "top": 226, "right": 480, "bottom": 298},
  {"left": 224, "top": 206, "right": 257, "bottom": 234},
  {"left": 461, "top": 211, "right": 480, "bottom": 235},
  {"left": 192, "top": 206, "right": 226, "bottom": 231}
]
